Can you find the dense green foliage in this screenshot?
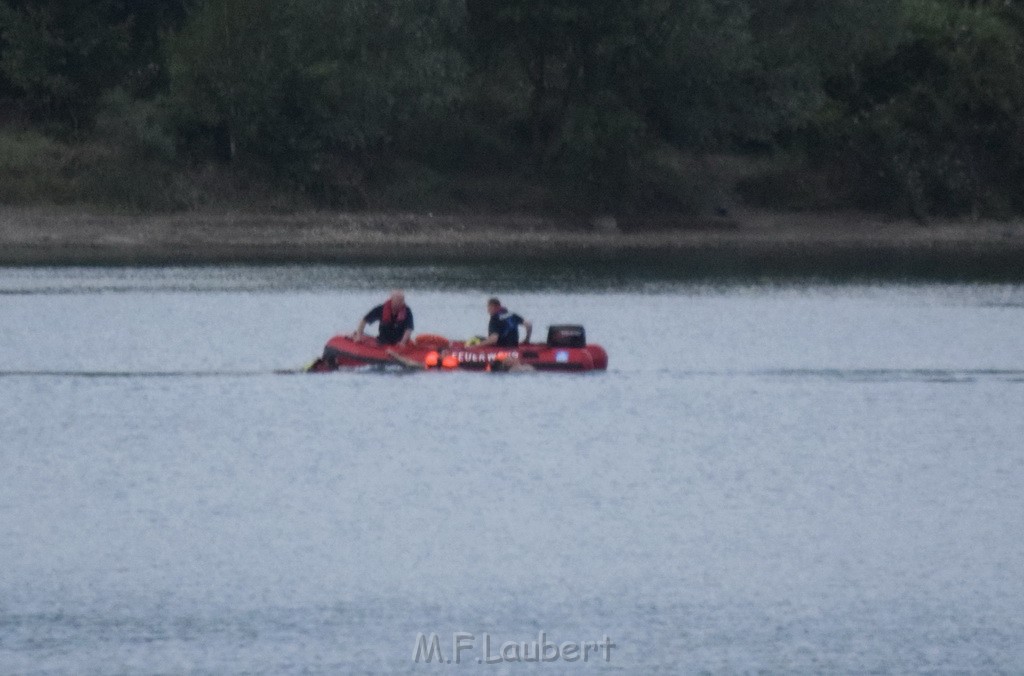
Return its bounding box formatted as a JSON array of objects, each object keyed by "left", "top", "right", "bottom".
[{"left": 2, "top": 0, "right": 1024, "bottom": 217}]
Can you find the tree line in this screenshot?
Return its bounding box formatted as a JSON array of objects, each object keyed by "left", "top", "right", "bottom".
[{"left": 2, "top": 0, "right": 1024, "bottom": 217}]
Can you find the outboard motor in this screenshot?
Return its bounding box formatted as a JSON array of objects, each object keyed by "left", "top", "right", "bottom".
[{"left": 547, "top": 325, "right": 586, "bottom": 347}]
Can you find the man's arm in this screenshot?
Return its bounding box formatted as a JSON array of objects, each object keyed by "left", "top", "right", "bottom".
[
  {"left": 522, "top": 319, "right": 532, "bottom": 344},
  {"left": 398, "top": 310, "right": 414, "bottom": 346},
  {"left": 480, "top": 314, "right": 501, "bottom": 346},
  {"left": 354, "top": 306, "right": 382, "bottom": 339}
]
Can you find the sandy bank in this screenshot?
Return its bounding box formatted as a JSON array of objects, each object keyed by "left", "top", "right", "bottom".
[{"left": 3, "top": 206, "right": 1024, "bottom": 277}]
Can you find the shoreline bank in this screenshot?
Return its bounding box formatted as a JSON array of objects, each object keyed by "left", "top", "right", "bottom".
[{"left": 3, "top": 207, "right": 1024, "bottom": 278}]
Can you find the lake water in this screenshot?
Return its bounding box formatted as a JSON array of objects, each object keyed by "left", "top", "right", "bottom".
[{"left": 2, "top": 265, "right": 1023, "bottom": 674}]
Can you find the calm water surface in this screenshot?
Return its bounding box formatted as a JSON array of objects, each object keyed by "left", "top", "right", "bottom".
[{"left": 2, "top": 265, "right": 1023, "bottom": 674}]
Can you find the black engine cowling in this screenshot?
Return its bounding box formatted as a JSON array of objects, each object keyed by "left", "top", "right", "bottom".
[{"left": 547, "top": 325, "right": 586, "bottom": 347}]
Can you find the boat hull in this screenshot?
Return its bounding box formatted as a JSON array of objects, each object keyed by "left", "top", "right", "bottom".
[{"left": 310, "top": 335, "right": 607, "bottom": 372}]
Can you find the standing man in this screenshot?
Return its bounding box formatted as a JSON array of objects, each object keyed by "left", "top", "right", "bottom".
[
  {"left": 354, "top": 290, "right": 414, "bottom": 346},
  {"left": 481, "top": 297, "right": 531, "bottom": 347}
]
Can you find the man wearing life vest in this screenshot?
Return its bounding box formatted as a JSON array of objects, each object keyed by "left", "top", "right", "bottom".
[
  {"left": 481, "top": 297, "right": 532, "bottom": 347},
  {"left": 354, "top": 290, "right": 414, "bottom": 346}
]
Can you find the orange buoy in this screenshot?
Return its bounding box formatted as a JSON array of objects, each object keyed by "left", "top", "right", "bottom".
[
  {"left": 424, "top": 351, "right": 440, "bottom": 368},
  {"left": 441, "top": 354, "right": 459, "bottom": 369}
]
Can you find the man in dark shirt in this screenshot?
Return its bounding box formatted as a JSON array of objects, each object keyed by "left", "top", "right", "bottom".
[
  {"left": 481, "top": 297, "right": 531, "bottom": 347},
  {"left": 354, "top": 290, "right": 414, "bottom": 346}
]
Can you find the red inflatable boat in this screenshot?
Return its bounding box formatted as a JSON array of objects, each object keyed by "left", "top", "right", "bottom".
[{"left": 308, "top": 325, "right": 607, "bottom": 372}]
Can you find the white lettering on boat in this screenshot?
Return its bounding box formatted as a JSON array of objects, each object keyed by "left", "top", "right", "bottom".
[{"left": 450, "top": 351, "right": 519, "bottom": 363}]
